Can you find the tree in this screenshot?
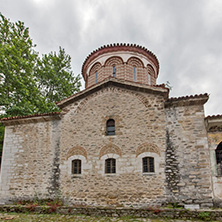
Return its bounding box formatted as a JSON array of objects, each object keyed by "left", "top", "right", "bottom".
[
  {"left": 0, "top": 13, "right": 40, "bottom": 116},
  {"left": 0, "top": 14, "right": 81, "bottom": 161},
  {"left": 35, "top": 47, "right": 81, "bottom": 105}
]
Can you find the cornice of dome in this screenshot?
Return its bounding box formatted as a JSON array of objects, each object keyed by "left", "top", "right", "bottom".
[{"left": 81, "top": 43, "right": 159, "bottom": 80}]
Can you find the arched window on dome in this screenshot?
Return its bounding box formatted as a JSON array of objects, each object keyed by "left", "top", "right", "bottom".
[
  {"left": 216, "top": 142, "right": 222, "bottom": 176},
  {"left": 133, "top": 67, "right": 137, "bottom": 82},
  {"left": 105, "top": 158, "right": 116, "bottom": 173},
  {"left": 142, "top": 156, "right": 154, "bottom": 173},
  {"left": 72, "top": 159, "right": 81, "bottom": 174},
  {"left": 106, "top": 119, "right": 115, "bottom": 136},
  {"left": 95, "top": 71, "right": 98, "bottom": 83},
  {"left": 113, "top": 65, "right": 116, "bottom": 77},
  {"left": 148, "top": 73, "right": 151, "bottom": 85}
]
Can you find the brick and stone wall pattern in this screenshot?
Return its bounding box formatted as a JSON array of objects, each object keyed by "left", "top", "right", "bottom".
[
  {"left": 59, "top": 87, "right": 167, "bottom": 207},
  {"left": 86, "top": 56, "right": 157, "bottom": 88},
  {"left": 0, "top": 120, "right": 60, "bottom": 202},
  {"left": 165, "top": 105, "right": 213, "bottom": 208}
]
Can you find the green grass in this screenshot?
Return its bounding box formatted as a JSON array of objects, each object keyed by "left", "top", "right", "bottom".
[{"left": 0, "top": 212, "right": 218, "bottom": 222}]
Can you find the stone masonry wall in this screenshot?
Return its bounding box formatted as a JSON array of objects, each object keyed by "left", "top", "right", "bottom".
[
  {"left": 0, "top": 119, "right": 61, "bottom": 203},
  {"left": 207, "top": 131, "right": 222, "bottom": 206},
  {"left": 59, "top": 86, "right": 167, "bottom": 207},
  {"left": 165, "top": 104, "right": 213, "bottom": 207}
]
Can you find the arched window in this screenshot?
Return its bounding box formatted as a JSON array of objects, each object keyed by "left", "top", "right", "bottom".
[
  {"left": 72, "top": 159, "right": 81, "bottom": 174},
  {"left": 142, "top": 157, "right": 154, "bottom": 173},
  {"left": 105, "top": 158, "right": 116, "bottom": 173},
  {"left": 95, "top": 71, "right": 98, "bottom": 83},
  {"left": 106, "top": 119, "right": 115, "bottom": 135},
  {"left": 148, "top": 73, "right": 151, "bottom": 85},
  {"left": 113, "top": 65, "right": 116, "bottom": 77},
  {"left": 133, "top": 67, "right": 137, "bottom": 81},
  {"left": 216, "top": 142, "right": 222, "bottom": 176}
]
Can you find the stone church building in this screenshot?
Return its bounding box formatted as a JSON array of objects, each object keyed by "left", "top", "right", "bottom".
[{"left": 0, "top": 44, "right": 222, "bottom": 208}]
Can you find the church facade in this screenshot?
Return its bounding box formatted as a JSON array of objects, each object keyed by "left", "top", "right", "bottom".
[{"left": 0, "top": 44, "right": 222, "bottom": 208}]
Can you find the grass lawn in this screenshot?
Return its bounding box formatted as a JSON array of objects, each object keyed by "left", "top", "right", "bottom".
[{"left": 0, "top": 213, "right": 214, "bottom": 222}]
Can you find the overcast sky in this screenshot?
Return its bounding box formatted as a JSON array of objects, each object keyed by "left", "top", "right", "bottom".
[{"left": 1, "top": 0, "right": 222, "bottom": 116}]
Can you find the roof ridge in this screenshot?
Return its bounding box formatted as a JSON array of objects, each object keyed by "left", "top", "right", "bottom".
[{"left": 56, "top": 77, "right": 168, "bottom": 106}]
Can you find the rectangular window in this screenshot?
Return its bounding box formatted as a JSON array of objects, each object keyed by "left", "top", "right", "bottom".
[
  {"left": 72, "top": 159, "right": 81, "bottom": 174},
  {"left": 133, "top": 67, "right": 137, "bottom": 81},
  {"left": 143, "top": 157, "right": 154, "bottom": 173},
  {"left": 95, "top": 72, "right": 98, "bottom": 83},
  {"left": 105, "top": 158, "right": 116, "bottom": 173}
]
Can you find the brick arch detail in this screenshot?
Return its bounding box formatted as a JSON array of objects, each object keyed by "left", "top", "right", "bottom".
[
  {"left": 99, "top": 144, "right": 122, "bottom": 159},
  {"left": 104, "top": 56, "right": 124, "bottom": 66},
  {"left": 127, "top": 57, "right": 144, "bottom": 67},
  {"left": 66, "top": 146, "right": 87, "bottom": 160},
  {"left": 89, "top": 62, "right": 102, "bottom": 76},
  {"left": 147, "top": 64, "right": 156, "bottom": 77},
  {"left": 136, "top": 143, "right": 160, "bottom": 157},
  {"left": 76, "top": 87, "right": 151, "bottom": 113}
]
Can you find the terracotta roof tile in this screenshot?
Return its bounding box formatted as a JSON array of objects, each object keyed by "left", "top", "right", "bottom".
[
  {"left": 1, "top": 112, "right": 61, "bottom": 122},
  {"left": 56, "top": 77, "right": 169, "bottom": 107},
  {"left": 166, "top": 93, "right": 208, "bottom": 102},
  {"left": 205, "top": 114, "right": 222, "bottom": 119}
]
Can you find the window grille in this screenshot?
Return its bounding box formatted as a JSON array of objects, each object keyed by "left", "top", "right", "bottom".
[
  {"left": 105, "top": 158, "right": 116, "bottom": 173},
  {"left": 72, "top": 159, "right": 81, "bottom": 174},
  {"left": 143, "top": 157, "right": 154, "bottom": 173},
  {"left": 106, "top": 119, "right": 115, "bottom": 135}
]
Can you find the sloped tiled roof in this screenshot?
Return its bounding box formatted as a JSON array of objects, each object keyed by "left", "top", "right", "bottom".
[
  {"left": 57, "top": 77, "right": 169, "bottom": 109},
  {"left": 165, "top": 93, "right": 209, "bottom": 107},
  {"left": 1, "top": 112, "right": 61, "bottom": 124}
]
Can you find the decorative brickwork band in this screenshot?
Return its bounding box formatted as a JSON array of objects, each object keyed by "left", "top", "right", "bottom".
[
  {"left": 136, "top": 143, "right": 160, "bottom": 157},
  {"left": 99, "top": 144, "right": 122, "bottom": 159},
  {"left": 89, "top": 62, "right": 102, "bottom": 76},
  {"left": 127, "top": 57, "right": 144, "bottom": 67},
  {"left": 66, "top": 146, "right": 87, "bottom": 160},
  {"left": 104, "top": 56, "right": 124, "bottom": 66}
]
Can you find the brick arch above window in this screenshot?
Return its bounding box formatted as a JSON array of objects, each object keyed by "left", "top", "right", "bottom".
[
  {"left": 66, "top": 146, "right": 87, "bottom": 160},
  {"left": 127, "top": 57, "right": 144, "bottom": 67},
  {"left": 104, "top": 56, "right": 124, "bottom": 66},
  {"left": 99, "top": 144, "right": 122, "bottom": 159},
  {"left": 136, "top": 143, "right": 160, "bottom": 157},
  {"left": 89, "top": 62, "right": 102, "bottom": 76},
  {"left": 147, "top": 64, "right": 156, "bottom": 77}
]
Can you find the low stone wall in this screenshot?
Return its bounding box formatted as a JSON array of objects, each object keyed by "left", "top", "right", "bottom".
[{"left": 0, "top": 205, "right": 222, "bottom": 221}]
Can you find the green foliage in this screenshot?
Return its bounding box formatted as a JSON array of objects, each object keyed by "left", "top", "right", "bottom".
[
  {"left": 0, "top": 13, "right": 41, "bottom": 116},
  {"left": 0, "top": 13, "right": 81, "bottom": 117},
  {"left": 0, "top": 13, "right": 81, "bottom": 160},
  {"left": 35, "top": 47, "right": 81, "bottom": 104},
  {"left": 166, "top": 202, "right": 183, "bottom": 209},
  {"left": 198, "top": 211, "right": 211, "bottom": 221}
]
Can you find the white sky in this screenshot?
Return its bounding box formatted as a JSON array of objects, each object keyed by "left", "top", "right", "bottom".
[{"left": 1, "top": 0, "right": 222, "bottom": 116}]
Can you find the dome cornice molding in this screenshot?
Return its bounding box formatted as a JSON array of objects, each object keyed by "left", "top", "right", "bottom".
[{"left": 81, "top": 43, "right": 159, "bottom": 80}]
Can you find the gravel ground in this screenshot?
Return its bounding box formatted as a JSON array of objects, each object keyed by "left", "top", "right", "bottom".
[{"left": 0, "top": 213, "right": 215, "bottom": 222}]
